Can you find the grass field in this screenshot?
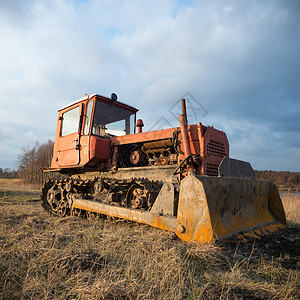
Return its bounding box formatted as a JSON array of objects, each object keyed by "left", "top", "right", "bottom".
[{"left": 0, "top": 187, "right": 299, "bottom": 299}]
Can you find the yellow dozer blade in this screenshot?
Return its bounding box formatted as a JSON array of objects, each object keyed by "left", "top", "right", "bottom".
[
  {"left": 176, "top": 173, "right": 286, "bottom": 243},
  {"left": 72, "top": 170, "right": 286, "bottom": 244}
]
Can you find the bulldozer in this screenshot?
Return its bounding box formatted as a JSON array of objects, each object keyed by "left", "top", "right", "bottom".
[{"left": 41, "top": 93, "right": 286, "bottom": 243}]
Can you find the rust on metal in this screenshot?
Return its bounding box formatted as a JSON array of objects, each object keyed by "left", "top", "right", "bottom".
[
  {"left": 41, "top": 92, "right": 287, "bottom": 245},
  {"left": 72, "top": 197, "right": 178, "bottom": 232},
  {"left": 181, "top": 98, "right": 187, "bottom": 117},
  {"left": 176, "top": 173, "right": 286, "bottom": 243},
  {"left": 136, "top": 119, "right": 144, "bottom": 133},
  {"left": 178, "top": 98, "right": 194, "bottom": 173}
]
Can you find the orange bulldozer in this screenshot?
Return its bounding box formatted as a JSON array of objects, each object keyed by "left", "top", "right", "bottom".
[{"left": 41, "top": 93, "right": 286, "bottom": 243}]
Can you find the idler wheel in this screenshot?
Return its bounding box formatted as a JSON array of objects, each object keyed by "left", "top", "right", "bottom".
[
  {"left": 56, "top": 200, "right": 67, "bottom": 217},
  {"left": 47, "top": 189, "right": 63, "bottom": 213},
  {"left": 126, "top": 184, "right": 148, "bottom": 209}
]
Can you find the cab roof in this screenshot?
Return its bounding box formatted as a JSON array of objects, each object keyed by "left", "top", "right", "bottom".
[{"left": 58, "top": 94, "right": 139, "bottom": 113}]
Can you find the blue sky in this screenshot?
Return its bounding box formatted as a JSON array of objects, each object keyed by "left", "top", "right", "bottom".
[{"left": 0, "top": 0, "right": 299, "bottom": 171}]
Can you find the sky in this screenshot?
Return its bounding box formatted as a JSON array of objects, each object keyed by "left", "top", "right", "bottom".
[{"left": 0, "top": 0, "right": 299, "bottom": 171}]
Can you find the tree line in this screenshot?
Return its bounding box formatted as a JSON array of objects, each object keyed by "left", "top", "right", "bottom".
[
  {"left": 255, "top": 170, "right": 300, "bottom": 186},
  {"left": 0, "top": 168, "right": 18, "bottom": 179},
  {"left": 16, "top": 140, "right": 58, "bottom": 184}
]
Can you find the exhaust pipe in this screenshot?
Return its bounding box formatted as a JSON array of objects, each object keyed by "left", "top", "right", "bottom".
[{"left": 179, "top": 99, "right": 194, "bottom": 173}]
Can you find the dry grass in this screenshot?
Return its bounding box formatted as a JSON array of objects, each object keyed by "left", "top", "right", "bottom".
[
  {"left": 0, "top": 189, "right": 299, "bottom": 299},
  {"left": 281, "top": 193, "right": 300, "bottom": 223},
  {"left": 0, "top": 178, "right": 40, "bottom": 192}
]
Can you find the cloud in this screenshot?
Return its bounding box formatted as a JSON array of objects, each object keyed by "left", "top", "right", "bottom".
[
  {"left": 0, "top": 0, "right": 36, "bottom": 28},
  {"left": 0, "top": 0, "right": 299, "bottom": 171}
]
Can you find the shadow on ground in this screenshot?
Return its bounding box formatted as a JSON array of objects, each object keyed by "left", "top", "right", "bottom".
[{"left": 220, "top": 225, "right": 300, "bottom": 270}]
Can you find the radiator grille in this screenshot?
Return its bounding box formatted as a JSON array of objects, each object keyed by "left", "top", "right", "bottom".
[
  {"left": 207, "top": 140, "right": 226, "bottom": 157},
  {"left": 206, "top": 163, "right": 219, "bottom": 176}
]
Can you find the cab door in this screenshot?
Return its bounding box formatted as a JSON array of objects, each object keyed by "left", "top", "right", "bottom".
[{"left": 58, "top": 104, "right": 82, "bottom": 166}]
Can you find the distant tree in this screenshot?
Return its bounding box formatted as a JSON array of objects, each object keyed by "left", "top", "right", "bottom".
[
  {"left": 255, "top": 170, "right": 300, "bottom": 187},
  {"left": 287, "top": 174, "right": 298, "bottom": 184},
  {"left": 36, "top": 140, "right": 54, "bottom": 169},
  {"left": 275, "top": 175, "right": 285, "bottom": 185},
  {"left": 0, "top": 168, "right": 17, "bottom": 179},
  {"left": 17, "top": 140, "right": 55, "bottom": 184},
  {"left": 37, "top": 140, "right": 55, "bottom": 184}
]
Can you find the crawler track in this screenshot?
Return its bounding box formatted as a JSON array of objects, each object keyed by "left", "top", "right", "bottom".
[{"left": 41, "top": 177, "right": 163, "bottom": 218}]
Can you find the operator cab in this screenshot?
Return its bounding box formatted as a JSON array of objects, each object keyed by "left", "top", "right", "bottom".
[{"left": 51, "top": 93, "right": 138, "bottom": 169}]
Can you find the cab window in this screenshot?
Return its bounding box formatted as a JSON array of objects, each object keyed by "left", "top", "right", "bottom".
[
  {"left": 84, "top": 100, "right": 94, "bottom": 135},
  {"left": 92, "top": 101, "right": 135, "bottom": 137},
  {"left": 61, "top": 106, "right": 80, "bottom": 136}
]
